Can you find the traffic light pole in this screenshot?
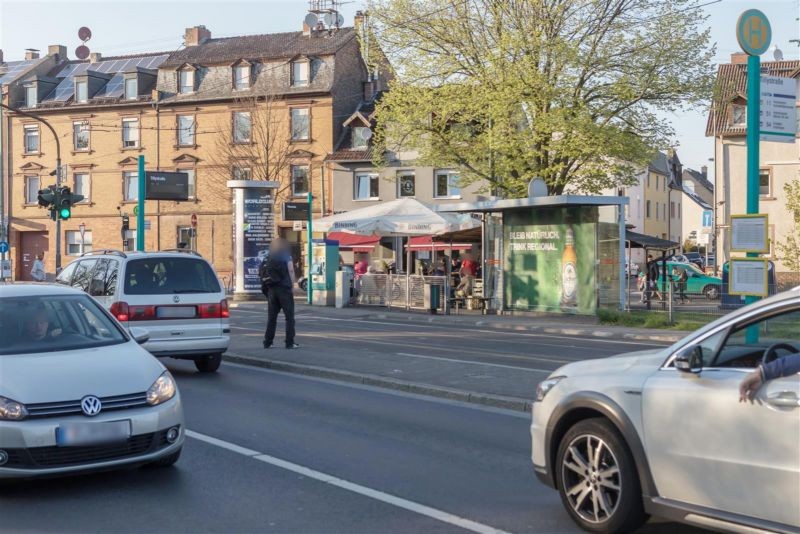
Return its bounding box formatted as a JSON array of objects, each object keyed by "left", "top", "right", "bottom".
[{"left": 0, "top": 103, "right": 63, "bottom": 272}]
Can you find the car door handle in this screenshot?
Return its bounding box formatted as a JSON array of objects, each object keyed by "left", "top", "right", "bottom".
[{"left": 766, "top": 392, "right": 800, "bottom": 408}]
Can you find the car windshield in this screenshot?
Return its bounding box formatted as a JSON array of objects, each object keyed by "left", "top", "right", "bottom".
[
  {"left": 123, "top": 257, "right": 221, "bottom": 295},
  {"left": 0, "top": 295, "right": 127, "bottom": 355}
]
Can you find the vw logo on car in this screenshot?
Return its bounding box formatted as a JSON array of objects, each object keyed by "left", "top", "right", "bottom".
[{"left": 81, "top": 395, "right": 103, "bottom": 417}]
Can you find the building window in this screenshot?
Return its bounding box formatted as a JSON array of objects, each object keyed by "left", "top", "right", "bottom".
[
  {"left": 122, "top": 117, "right": 140, "bottom": 148},
  {"left": 124, "top": 77, "right": 138, "bottom": 100},
  {"left": 25, "top": 85, "right": 37, "bottom": 108},
  {"left": 732, "top": 104, "right": 746, "bottom": 127},
  {"left": 75, "top": 80, "right": 88, "bottom": 103},
  {"left": 655, "top": 175, "right": 659, "bottom": 191},
  {"left": 290, "top": 108, "right": 310, "bottom": 141},
  {"left": 354, "top": 173, "right": 379, "bottom": 200},
  {"left": 177, "top": 226, "right": 193, "bottom": 248},
  {"left": 23, "top": 125, "right": 39, "bottom": 153},
  {"left": 66, "top": 230, "right": 92, "bottom": 256},
  {"left": 646, "top": 174, "right": 650, "bottom": 188},
  {"left": 670, "top": 201, "right": 675, "bottom": 218},
  {"left": 646, "top": 200, "right": 651, "bottom": 218},
  {"left": 759, "top": 168, "right": 772, "bottom": 197},
  {"left": 656, "top": 202, "right": 659, "bottom": 220},
  {"left": 233, "top": 111, "right": 252, "bottom": 143},
  {"left": 179, "top": 168, "right": 196, "bottom": 199},
  {"left": 352, "top": 127, "right": 370, "bottom": 149},
  {"left": 233, "top": 65, "right": 250, "bottom": 90},
  {"left": 291, "top": 165, "right": 309, "bottom": 196},
  {"left": 233, "top": 166, "right": 252, "bottom": 180},
  {"left": 25, "top": 175, "right": 40, "bottom": 204},
  {"left": 73, "top": 173, "right": 90, "bottom": 202},
  {"left": 434, "top": 170, "right": 461, "bottom": 198},
  {"left": 177, "top": 115, "right": 195, "bottom": 146},
  {"left": 123, "top": 171, "right": 138, "bottom": 201},
  {"left": 398, "top": 172, "right": 415, "bottom": 197},
  {"left": 73, "top": 121, "right": 90, "bottom": 151},
  {"left": 678, "top": 202, "right": 681, "bottom": 218},
  {"left": 292, "top": 61, "right": 309, "bottom": 87},
  {"left": 178, "top": 69, "right": 195, "bottom": 94}
]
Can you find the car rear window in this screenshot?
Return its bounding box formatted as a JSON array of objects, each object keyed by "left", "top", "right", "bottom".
[{"left": 123, "top": 257, "right": 221, "bottom": 295}]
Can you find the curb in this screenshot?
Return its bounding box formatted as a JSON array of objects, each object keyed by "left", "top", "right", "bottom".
[{"left": 222, "top": 353, "right": 533, "bottom": 413}]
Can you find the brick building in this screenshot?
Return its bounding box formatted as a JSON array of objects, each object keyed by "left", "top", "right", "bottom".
[{"left": 3, "top": 20, "right": 381, "bottom": 281}]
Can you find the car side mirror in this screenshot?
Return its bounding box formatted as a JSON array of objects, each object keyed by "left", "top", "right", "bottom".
[
  {"left": 129, "top": 327, "right": 150, "bottom": 345},
  {"left": 675, "top": 345, "right": 703, "bottom": 374}
]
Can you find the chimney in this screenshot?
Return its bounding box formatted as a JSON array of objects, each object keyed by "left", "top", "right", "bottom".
[
  {"left": 89, "top": 52, "right": 102, "bottom": 63},
  {"left": 355, "top": 10, "right": 365, "bottom": 31},
  {"left": 184, "top": 25, "right": 211, "bottom": 47},
  {"left": 701, "top": 165, "right": 708, "bottom": 180},
  {"left": 24, "top": 48, "right": 40, "bottom": 60},
  {"left": 731, "top": 52, "right": 748, "bottom": 65},
  {"left": 48, "top": 44, "right": 67, "bottom": 61},
  {"left": 303, "top": 21, "right": 312, "bottom": 37},
  {"left": 363, "top": 80, "right": 374, "bottom": 101}
]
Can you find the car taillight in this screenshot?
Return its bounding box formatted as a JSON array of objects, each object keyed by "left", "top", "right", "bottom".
[
  {"left": 197, "top": 300, "right": 230, "bottom": 319},
  {"left": 110, "top": 301, "right": 130, "bottom": 322},
  {"left": 220, "top": 299, "right": 229, "bottom": 318}
]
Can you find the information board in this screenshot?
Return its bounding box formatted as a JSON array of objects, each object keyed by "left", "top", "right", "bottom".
[
  {"left": 283, "top": 202, "right": 310, "bottom": 221},
  {"left": 145, "top": 171, "right": 189, "bottom": 201},
  {"left": 760, "top": 76, "right": 797, "bottom": 143},
  {"left": 729, "top": 258, "right": 768, "bottom": 296},
  {"left": 731, "top": 214, "right": 769, "bottom": 253},
  {"left": 241, "top": 188, "right": 275, "bottom": 291}
]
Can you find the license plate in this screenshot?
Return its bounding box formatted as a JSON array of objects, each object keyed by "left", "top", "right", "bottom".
[
  {"left": 157, "top": 306, "right": 197, "bottom": 318},
  {"left": 55, "top": 420, "right": 131, "bottom": 447}
]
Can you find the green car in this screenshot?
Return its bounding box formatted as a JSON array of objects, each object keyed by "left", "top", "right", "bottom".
[{"left": 641, "top": 262, "right": 722, "bottom": 300}]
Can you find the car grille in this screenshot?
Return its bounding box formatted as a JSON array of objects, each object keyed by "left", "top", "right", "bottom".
[
  {"left": 25, "top": 392, "right": 149, "bottom": 419},
  {"left": 2, "top": 429, "right": 174, "bottom": 469}
]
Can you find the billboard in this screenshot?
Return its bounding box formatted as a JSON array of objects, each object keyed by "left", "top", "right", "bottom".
[
  {"left": 241, "top": 188, "right": 275, "bottom": 291},
  {"left": 145, "top": 171, "right": 189, "bottom": 201},
  {"left": 504, "top": 207, "right": 597, "bottom": 314}
]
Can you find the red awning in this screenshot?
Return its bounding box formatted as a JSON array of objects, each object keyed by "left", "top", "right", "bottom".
[
  {"left": 405, "top": 236, "right": 473, "bottom": 251},
  {"left": 327, "top": 232, "right": 380, "bottom": 252}
]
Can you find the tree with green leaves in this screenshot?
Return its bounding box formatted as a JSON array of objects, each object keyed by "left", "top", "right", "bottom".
[
  {"left": 776, "top": 179, "right": 800, "bottom": 273},
  {"left": 367, "top": 0, "right": 715, "bottom": 197}
]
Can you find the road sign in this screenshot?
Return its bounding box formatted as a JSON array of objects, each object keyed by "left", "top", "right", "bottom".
[
  {"left": 697, "top": 233, "right": 710, "bottom": 245},
  {"left": 191, "top": 213, "right": 198, "bottom": 228},
  {"left": 760, "top": 75, "right": 797, "bottom": 143},
  {"left": 0, "top": 241, "right": 8, "bottom": 254},
  {"left": 1, "top": 259, "right": 10, "bottom": 278},
  {"left": 293, "top": 221, "right": 304, "bottom": 231},
  {"left": 737, "top": 9, "right": 771, "bottom": 56},
  {"left": 702, "top": 210, "right": 712, "bottom": 228}
]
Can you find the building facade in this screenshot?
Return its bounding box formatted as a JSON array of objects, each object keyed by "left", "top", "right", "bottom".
[
  {"left": 4, "top": 20, "right": 379, "bottom": 281},
  {"left": 707, "top": 53, "right": 800, "bottom": 278},
  {"left": 681, "top": 166, "right": 713, "bottom": 248}
]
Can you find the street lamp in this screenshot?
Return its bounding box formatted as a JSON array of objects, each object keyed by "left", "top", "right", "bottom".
[{"left": 79, "top": 222, "right": 86, "bottom": 256}]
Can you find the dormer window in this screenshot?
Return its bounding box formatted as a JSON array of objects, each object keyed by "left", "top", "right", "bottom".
[
  {"left": 732, "top": 104, "right": 746, "bottom": 127},
  {"left": 291, "top": 60, "right": 309, "bottom": 87},
  {"left": 25, "top": 85, "right": 37, "bottom": 108},
  {"left": 75, "top": 80, "right": 88, "bottom": 103},
  {"left": 352, "top": 127, "right": 371, "bottom": 149},
  {"left": 124, "top": 77, "right": 138, "bottom": 100},
  {"left": 178, "top": 68, "right": 195, "bottom": 94},
  {"left": 233, "top": 64, "right": 250, "bottom": 90}
]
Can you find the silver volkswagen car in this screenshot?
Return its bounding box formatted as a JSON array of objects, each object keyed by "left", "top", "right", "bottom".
[{"left": 0, "top": 284, "right": 184, "bottom": 479}]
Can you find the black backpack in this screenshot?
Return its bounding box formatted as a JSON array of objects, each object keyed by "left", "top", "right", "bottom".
[{"left": 259, "top": 255, "right": 287, "bottom": 290}]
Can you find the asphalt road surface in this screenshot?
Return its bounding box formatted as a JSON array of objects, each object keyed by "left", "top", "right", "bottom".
[{"left": 1, "top": 354, "right": 708, "bottom": 533}]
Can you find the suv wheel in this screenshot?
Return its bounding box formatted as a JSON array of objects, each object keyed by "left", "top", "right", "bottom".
[
  {"left": 703, "top": 284, "right": 720, "bottom": 300},
  {"left": 195, "top": 353, "right": 222, "bottom": 373},
  {"left": 555, "top": 418, "right": 647, "bottom": 533}
]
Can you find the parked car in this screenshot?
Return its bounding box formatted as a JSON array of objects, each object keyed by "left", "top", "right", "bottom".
[
  {"left": 0, "top": 284, "right": 184, "bottom": 479},
  {"left": 531, "top": 287, "right": 800, "bottom": 533},
  {"left": 625, "top": 261, "right": 640, "bottom": 278},
  {"left": 640, "top": 261, "right": 721, "bottom": 300},
  {"left": 668, "top": 253, "right": 703, "bottom": 269},
  {"left": 56, "top": 250, "right": 229, "bottom": 372}
]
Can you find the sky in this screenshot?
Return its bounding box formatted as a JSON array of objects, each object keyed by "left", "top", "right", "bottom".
[{"left": 1, "top": 0, "right": 799, "bottom": 182}]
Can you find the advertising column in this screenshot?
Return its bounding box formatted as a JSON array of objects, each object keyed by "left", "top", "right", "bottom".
[{"left": 227, "top": 180, "right": 279, "bottom": 299}]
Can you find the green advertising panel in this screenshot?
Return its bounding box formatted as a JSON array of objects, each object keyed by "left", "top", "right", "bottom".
[{"left": 504, "top": 207, "right": 597, "bottom": 314}]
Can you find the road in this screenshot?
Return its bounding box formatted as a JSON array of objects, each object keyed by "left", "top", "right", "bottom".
[{"left": 0, "top": 310, "right": 708, "bottom": 533}]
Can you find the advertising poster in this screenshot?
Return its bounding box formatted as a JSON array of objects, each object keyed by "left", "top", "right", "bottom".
[
  {"left": 242, "top": 188, "right": 275, "bottom": 291},
  {"left": 504, "top": 207, "right": 597, "bottom": 314}
]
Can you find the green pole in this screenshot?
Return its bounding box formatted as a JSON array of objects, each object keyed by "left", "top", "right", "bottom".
[
  {"left": 745, "top": 54, "right": 760, "bottom": 341},
  {"left": 137, "top": 155, "right": 145, "bottom": 251},
  {"left": 307, "top": 191, "right": 313, "bottom": 305}
]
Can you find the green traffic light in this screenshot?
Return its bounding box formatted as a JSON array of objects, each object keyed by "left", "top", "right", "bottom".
[{"left": 59, "top": 208, "right": 71, "bottom": 219}]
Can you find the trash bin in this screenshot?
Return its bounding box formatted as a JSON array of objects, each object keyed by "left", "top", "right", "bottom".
[{"left": 423, "top": 282, "right": 440, "bottom": 314}]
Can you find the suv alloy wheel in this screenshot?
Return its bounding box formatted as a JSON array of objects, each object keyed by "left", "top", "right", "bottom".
[
  {"left": 555, "top": 418, "right": 647, "bottom": 533},
  {"left": 194, "top": 353, "right": 222, "bottom": 373}
]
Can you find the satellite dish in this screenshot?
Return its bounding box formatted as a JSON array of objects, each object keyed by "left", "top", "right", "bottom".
[
  {"left": 770, "top": 45, "right": 784, "bottom": 61},
  {"left": 337, "top": 13, "right": 345, "bottom": 27},
  {"left": 78, "top": 26, "right": 92, "bottom": 42},
  {"left": 362, "top": 129, "right": 373, "bottom": 140},
  {"left": 323, "top": 12, "right": 334, "bottom": 27},
  {"left": 75, "top": 45, "right": 90, "bottom": 60},
  {"left": 527, "top": 178, "right": 548, "bottom": 198},
  {"left": 304, "top": 13, "right": 318, "bottom": 27}
]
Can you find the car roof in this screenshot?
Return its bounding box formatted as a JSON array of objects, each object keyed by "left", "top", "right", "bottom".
[
  {"left": 0, "top": 283, "right": 86, "bottom": 298},
  {"left": 69, "top": 250, "right": 208, "bottom": 261}
]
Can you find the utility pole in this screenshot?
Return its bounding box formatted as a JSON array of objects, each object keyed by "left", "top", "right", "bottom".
[{"left": 0, "top": 102, "right": 63, "bottom": 272}]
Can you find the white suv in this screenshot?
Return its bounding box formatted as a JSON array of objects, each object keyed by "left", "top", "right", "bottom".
[
  {"left": 57, "top": 250, "right": 230, "bottom": 372},
  {"left": 531, "top": 288, "right": 799, "bottom": 533}
]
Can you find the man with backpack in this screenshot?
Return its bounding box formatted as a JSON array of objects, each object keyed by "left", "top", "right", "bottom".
[{"left": 260, "top": 238, "right": 299, "bottom": 349}]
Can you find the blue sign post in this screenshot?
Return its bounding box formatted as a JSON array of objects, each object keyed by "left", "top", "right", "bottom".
[
  {"left": 0, "top": 241, "right": 8, "bottom": 254},
  {"left": 702, "top": 210, "right": 712, "bottom": 228}
]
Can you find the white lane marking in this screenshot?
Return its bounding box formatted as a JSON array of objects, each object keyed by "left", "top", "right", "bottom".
[
  {"left": 396, "top": 352, "right": 551, "bottom": 373},
  {"left": 186, "top": 430, "right": 511, "bottom": 534},
  {"left": 230, "top": 310, "right": 665, "bottom": 347}
]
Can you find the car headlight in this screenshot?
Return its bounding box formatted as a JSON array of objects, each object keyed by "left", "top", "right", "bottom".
[
  {"left": 535, "top": 376, "right": 565, "bottom": 402},
  {"left": 146, "top": 371, "right": 177, "bottom": 406},
  {"left": 0, "top": 396, "right": 28, "bottom": 421}
]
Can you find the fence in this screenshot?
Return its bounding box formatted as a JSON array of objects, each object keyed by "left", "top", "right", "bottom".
[{"left": 356, "top": 274, "right": 447, "bottom": 310}]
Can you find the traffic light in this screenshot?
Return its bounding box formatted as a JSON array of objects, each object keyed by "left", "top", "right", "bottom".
[
  {"left": 37, "top": 186, "right": 56, "bottom": 208},
  {"left": 56, "top": 186, "right": 84, "bottom": 220}
]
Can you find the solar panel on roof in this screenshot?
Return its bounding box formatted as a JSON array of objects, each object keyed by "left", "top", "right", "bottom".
[
  {"left": 51, "top": 77, "right": 75, "bottom": 102},
  {"left": 0, "top": 60, "right": 38, "bottom": 86},
  {"left": 97, "top": 72, "right": 124, "bottom": 98}
]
